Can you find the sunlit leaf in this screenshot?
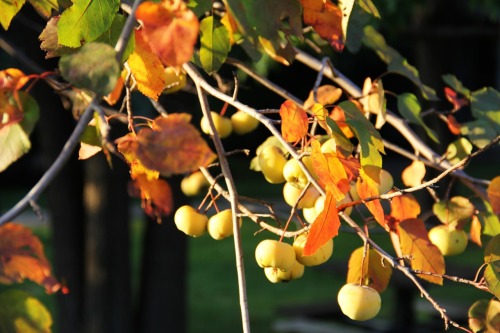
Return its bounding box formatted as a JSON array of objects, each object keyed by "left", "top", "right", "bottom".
[
  {"left": 0, "top": 0, "right": 27, "bottom": 30},
  {"left": 442, "top": 74, "right": 471, "bottom": 97},
  {"left": 444, "top": 86, "right": 468, "bottom": 111},
  {"left": 485, "top": 261, "right": 500, "bottom": 299},
  {"left": 327, "top": 109, "right": 355, "bottom": 152},
  {"left": 346, "top": 246, "right": 392, "bottom": 292},
  {"left": 461, "top": 119, "right": 498, "bottom": 149},
  {"left": 136, "top": 0, "right": 199, "bottom": 67},
  {"left": 485, "top": 235, "right": 500, "bottom": 264},
  {"left": 338, "top": 0, "right": 354, "bottom": 44},
  {"left": 0, "top": 68, "right": 31, "bottom": 92},
  {"left": 303, "top": 191, "right": 340, "bottom": 256},
  {"left": 57, "top": 0, "right": 119, "bottom": 47},
  {"left": 220, "top": 10, "right": 241, "bottom": 45},
  {"left": 401, "top": 160, "right": 426, "bottom": 187},
  {"left": 131, "top": 114, "right": 217, "bottom": 177},
  {"left": 398, "top": 219, "right": 445, "bottom": 285},
  {"left": 128, "top": 30, "right": 167, "bottom": 101},
  {"left": 303, "top": 85, "right": 342, "bottom": 110},
  {"left": 357, "top": 168, "right": 385, "bottom": 227},
  {"left": 479, "top": 209, "right": 500, "bottom": 238},
  {"left": 28, "top": 0, "right": 58, "bottom": 19},
  {"left": 59, "top": 42, "right": 120, "bottom": 96},
  {"left": 488, "top": 176, "right": 500, "bottom": 216},
  {"left": 468, "top": 299, "right": 489, "bottom": 333},
  {"left": 470, "top": 215, "right": 482, "bottom": 247},
  {"left": 39, "top": 17, "right": 75, "bottom": 59},
  {"left": 301, "top": 0, "right": 344, "bottom": 51},
  {"left": 116, "top": 133, "right": 160, "bottom": 181},
  {"left": 357, "top": 0, "right": 380, "bottom": 18},
  {"left": 131, "top": 174, "right": 173, "bottom": 220},
  {"left": 0, "top": 290, "right": 52, "bottom": 333},
  {"left": 471, "top": 87, "right": 500, "bottom": 135},
  {"left": 433, "top": 196, "right": 475, "bottom": 228},
  {"left": 397, "top": 93, "right": 438, "bottom": 143},
  {"left": 486, "top": 299, "right": 500, "bottom": 333},
  {"left": 446, "top": 137, "right": 473, "bottom": 165},
  {"left": 445, "top": 114, "right": 461, "bottom": 136},
  {"left": 390, "top": 194, "right": 420, "bottom": 222},
  {"left": 0, "top": 223, "right": 60, "bottom": 293},
  {"left": 199, "top": 16, "right": 231, "bottom": 74},
  {"left": 279, "top": 100, "right": 308, "bottom": 143}
]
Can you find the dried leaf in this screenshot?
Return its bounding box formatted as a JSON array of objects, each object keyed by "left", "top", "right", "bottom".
[
  {"left": 279, "top": 100, "right": 309, "bottom": 143},
  {"left": 346, "top": 246, "right": 392, "bottom": 292},
  {"left": 303, "top": 85, "right": 342, "bottom": 110},
  {"left": 0, "top": 223, "right": 60, "bottom": 293},
  {"left": 136, "top": 0, "right": 199, "bottom": 67},
  {"left": 398, "top": 219, "right": 445, "bottom": 284},
  {"left": 39, "top": 16, "right": 74, "bottom": 59},
  {"left": 301, "top": 0, "right": 344, "bottom": 51},
  {"left": 131, "top": 173, "right": 173, "bottom": 219},
  {"left": 391, "top": 194, "right": 421, "bottom": 222},
  {"left": 401, "top": 160, "right": 426, "bottom": 187},
  {"left": 303, "top": 191, "right": 340, "bottom": 256},
  {"left": 357, "top": 168, "right": 385, "bottom": 227},
  {"left": 470, "top": 215, "right": 482, "bottom": 247},
  {"left": 488, "top": 176, "right": 500, "bottom": 216},
  {"left": 128, "top": 30, "right": 167, "bottom": 101}
]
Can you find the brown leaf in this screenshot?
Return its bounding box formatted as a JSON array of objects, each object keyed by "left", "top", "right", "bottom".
[
  {"left": 398, "top": 219, "right": 445, "bottom": 285},
  {"left": 301, "top": 0, "right": 344, "bottom": 52},
  {"left": 128, "top": 30, "right": 167, "bottom": 101},
  {"left": 391, "top": 194, "right": 421, "bottom": 222},
  {"left": 401, "top": 160, "right": 426, "bottom": 187},
  {"left": 136, "top": 0, "right": 199, "bottom": 67},
  {"left": 470, "top": 215, "right": 482, "bottom": 247},
  {"left": 303, "top": 85, "right": 342, "bottom": 110},
  {"left": 279, "top": 100, "right": 309, "bottom": 143},
  {"left": 133, "top": 114, "right": 217, "bottom": 177},
  {"left": 131, "top": 174, "right": 173, "bottom": 219},
  {"left": 488, "top": 176, "right": 500, "bottom": 216},
  {"left": 303, "top": 191, "right": 340, "bottom": 256},
  {"left": 0, "top": 223, "right": 60, "bottom": 293},
  {"left": 357, "top": 169, "right": 385, "bottom": 227},
  {"left": 346, "top": 247, "right": 392, "bottom": 292}
]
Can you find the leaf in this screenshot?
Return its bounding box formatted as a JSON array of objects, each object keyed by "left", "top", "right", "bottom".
[
  {"left": 401, "top": 160, "right": 426, "bottom": 187},
  {"left": 446, "top": 137, "right": 473, "bottom": 165},
  {"left": 131, "top": 174, "right": 173, "bottom": 220},
  {"left": 442, "top": 74, "right": 471, "bottom": 97},
  {"left": 444, "top": 86, "right": 468, "bottom": 111},
  {"left": 357, "top": 0, "right": 380, "bottom": 18},
  {"left": 303, "top": 85, "right": 342, "bottom": 110},
  {"left": 397, "top": 93, "right": 438, "bottom": 143},
  {"left": 301, "top": 0, "right": 344, "bottom": 52},
  {"left": 116, "top": 133, "right": 160, "bottom": 181},
  {"left": 486, "top": 299, "right": 500, "bottom": 333},
  {"left": 398, "top": 219, "right": 445, "bottom": 285},
  {"left": 0, "top": 0, "right": 27, "bottom": 30},
  {"left": 136, "top": 0, "right": 199, "bottom": 67},
  {"left": 338, "top": 0, "right": 354, "bottom": 44},
  {"left": 461, "top": 119, "right": 498, "bottom": 148},
  {"left": 199, "top": 16, "right": 231, "bottom": 74},
  {"left": 95, "top": 13, "right": 136, "bottom": 62},
  {"left": 470, "top": 215, "right": 482, "bottom": 247},
  {"left": 0, "top": 68, "right": 31, "bottom": 92},
  {"left": 127, "top": 30, "right": 167, "bottom": 101},
  {"left": 445, "top": 114, "right": 461, "bottom": 136},
  {"left": 279, "top": 100, "right": 309, "bottom": 143},
  {"left": 28, "top": 0, "right": 59, "bottom": 19},
  {"left": 390, "top": 194, "right": 421, "bottom": 222},
  {"left": 0, "top": 223, "right": 60, "bottom": 293},
  {"left": 485, "top": 235, "right": 500, "bottom": 264},
  {"left": 433, "top": 196, "right": 475, "bottom": 228},
  {"left": 468, "top": 299, "right": 489, "bottom": 333},
  {"left": 479, "top": 210, "right": 500, "bottom": 238},
  {"left": 363, "top": 25, "right": 437, "bottom": 101},
  {"left": 357, "top": 168, "right": 385, "bottom": 227},
  {"left": 346, "top": 247, "right": 392, "bottom": 292},
  {"left": 303, "top": 191, "right": 340, "bottom": 256},
  {"left": 485, "top": 261, "right": 500, "bottom": 300},
  {"left": 39, "top": 16, "right": 75, "bottom": 59},
  {"left": 0, "top": 290, "right": 52, "bottom": 333},
  {"left": 57, "top": 0, "right": 119, "bottom": 47},
  {"left": 59, "top": 42, "right": 120, "bottom": 96},
  {"left": 129, "top": 114, "right": 217, "bottom": 177},
  {"left": 471, "top": 87, "right": 500, "bottom": 135},
  {"left": 489, "top": 176, "right": 500, "bottom": 216},
  {"left": 326, "top": 110, "right": 355, "bottom": 153}
]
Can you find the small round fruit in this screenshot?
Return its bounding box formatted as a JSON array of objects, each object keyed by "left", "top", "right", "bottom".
[
  {"left": 258, "top": 145, "right": 287, "bottom": 184},
  {"left": 230, "top": 110, "right": 259, "bottom": 135},
  {"left": 293, "top": 233, "right": 333, "bottom": 266},
  {"left": 163, "top": 67, "right": 187, "bottom": 94},
  {"left": 428, "top": 224, "right": 468, "bottom": 256},
  {"left": 378, "top": 169, "right": 394, "bottom": 194},
  {"left": 264, "top": 260, "right": 305, "bottom": 283},
  {"left": 180, "top": 171, "right": 210, "bottom": 197},
  {"left": 174, "top": 205, "right": 208, "bottom": 237},
  {"left": 302, "top": 205, "right": 318, "bottom": 224},
  {"left": 282, "top": 156, "right": 315, "bottom": 189},
  {"left": 200, "top": 111, "right": 233, "bottom": 138},
  {"left": 337, "top": 283, "right": 381, "bottom": 321},
  {"left": 255, "top": 239, "right": 296, "bottom": 272},
  {"left": 207, "top": 209, "right": 242, "bottom": 240},
  {"left": 283, "top": 182, "right": 320, "bottom": 209}
]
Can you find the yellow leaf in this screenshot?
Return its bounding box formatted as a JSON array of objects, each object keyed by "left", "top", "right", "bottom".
[{"left": 401, "top": 160, "right": 426, "bottom": 187}]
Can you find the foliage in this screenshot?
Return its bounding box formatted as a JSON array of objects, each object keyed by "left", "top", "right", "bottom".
[{"left": 1, "top": 0, "right": 500, "bottom": 332}]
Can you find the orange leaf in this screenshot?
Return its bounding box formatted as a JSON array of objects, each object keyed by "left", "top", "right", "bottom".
[
  {"left": 303, "top": 85, "right": 342, "bottom": 110},
  {"left": 398, "top": 219, "right": 445, "bottom": 285},
  {"left": 357, "top": 169, "right": 385, "bottom": 227},
  {"left": 0, "top": 68, "right": 30, "bottom": 92},
  {"left": 488, "top": 176, "right": 500, "bottom": 216},
  {"left": 310, "top": 139, "right": 349, "bottom": 201},
  {"left": 337, "top": 150, "right": 360, "bottom": 182},
  {"left": 390, "top": 194, "right": 421, "bottom": 222},
  {"left": 303, "top": 191, "right": 340, "bottom": 256},
  {"left": 279, "top": 100, "right": 308, "bottom": 143},
  {"left": 444, "top": 86, "right": 468, "bottom": 111},
  {"left": 346, "top": 247, "right": 392, "bottom": 292},
  {"left": 104, "top": 74, "right": 124, "bottom": 106},
  {"left": 0, "top": 223, "right": 60, "bottom": 293},
  {"left": 134, "top": 114, "right": 217, "bottom": 177},
  {"left": 445, "top": 114, "right": 461, "bottom": 136},
  {"left": 470, "top": 215, "right": 482, "bottom": 247},
  {"left": 136, "top": 0, "right": 199, "bottom": 67},
  {"left": 116, "top": 133, "right": 161, "bottom": 181},
  {"left": 329, "top": 106, "right": 354, "bottom": 138},
  {"left": 128, "top": 30, "right": 167, "bottom": 101},
  {"left": 401, "top": 160, "right": 426, "bottom": 187},
  {"left": 301, "top": 0, "right": 344, "bottom": 52},
  {"left": 131, "top": 174, "right": 173, "bottom": 219}
]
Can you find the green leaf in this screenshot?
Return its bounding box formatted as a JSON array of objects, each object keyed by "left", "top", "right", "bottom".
[
  {"left": 442, "top": 74, "right": 471, "bottom": 97},
  {"left": 187, "top": 0, "right": 212, "bottom": 17},
  {"left": 357, "top": 0, "right": 380, "bottom": 18},
  {"left": 57, "top": 0, "right": 119, "bottom": 47},
  {"left": 339, "top": 101, "right": 384, "bottom": 172},
  {"left": 461, "top": 119, "right": 498, "bottom": 148},
  {"left": 485, "top": 261, "right": 500, "bottom": 299},
  {"left": 0, "top": 0, "right": 27, "bottom": 30},
  {"left": 199, "top": 16, "right": 231, "bottom": 74},
  {"left": 432, "top": 196, "right": 475, "bottom": 227},
  {"left": 95, "top": 13, "right": 135, "bottom": 62},
  {"left": 468, "top": 299, "right": 489, "bottom": 333},
  {"left": 326, "top": 117, "right": 355, "bottom": 156},
  {"left": 486, "top": 300, "right": 500, "bottom": 333},
  {"left": 397, "top": 93, "right": 439, "bottom": 143},
  {"left": 445, "top": 137, "right": 473, "bottom": 165},
  {"left": 363, "top": 25, "right": 438, "bottom": 101},
  {"left": 59, "top": 42, "right": 120, "bottom": 95},
  {"left": 28, "top": 0, "right": 59, "bottom": 19},
  {"left": 345, "top": 1, "right": 370, "bottom": 53},
  {"left": 471, "top": 87, "right": 500, "bottom": 135},
  {"left": 485, "top": 235, "right": 500, "bottom": 263},
  {"left": 480, "top": 211, "right": 500, "bottom": 237},
  {"left": 0, "top": 289, "right": 52, "bottom": 333}
]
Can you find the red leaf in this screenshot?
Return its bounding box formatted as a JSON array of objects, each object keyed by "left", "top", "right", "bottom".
[
  {"left": 303, "top": 191, "right": 340, "bottom": 256},
  {"left": 488, "top": 176, "right": 500, "bottom": 216},
  {"left": 445, "top": 114, "right": 461, "bottom": 136},
  {"left": 279, "top": 100, "right": 308, "bottom": 143},
  {"left": 0, "top": 223, "right": 60, "bottom": 293},
  {"left": 301, "top": 0, "right": 344, "bottom": 52},
  {"left": 444, "top": 86, "right": 468, "bottom": 111},
  {"left": 357, "top": 169, "right": 385, "bottom": 227}
]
